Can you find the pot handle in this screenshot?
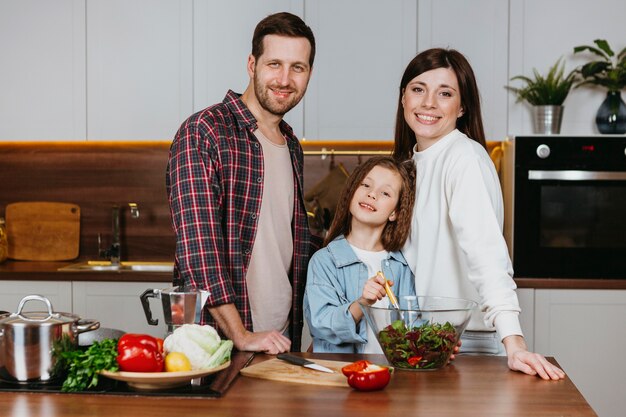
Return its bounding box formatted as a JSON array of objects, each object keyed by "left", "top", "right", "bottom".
[
  {"left": 16, "top": 294, "right": 54, "bottom": 320},
  {"left": 140, "top": 289, "right": 159, "bottom": 326},
  {"left": 75, "top": 319, "right": 101, "bottom": 334}
]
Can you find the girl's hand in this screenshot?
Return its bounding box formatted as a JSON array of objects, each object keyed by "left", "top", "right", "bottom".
[
  {"left": 358, "top": 274, "right": 388, "bottom": 306},
  {"left": 503, "top": 335, "right": 566, "bottom": 380}
]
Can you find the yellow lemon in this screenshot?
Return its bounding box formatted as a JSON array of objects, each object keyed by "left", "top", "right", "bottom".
[{"left": 165, "top": 352, "right": 192, "bottom": 372}]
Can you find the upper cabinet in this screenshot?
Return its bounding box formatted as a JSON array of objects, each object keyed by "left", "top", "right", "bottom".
[
  {"left": 508, "top": 0, "right": 626, "bottom": 136},
  {"left": 417, "top": 0, "right": 508, "bottom": 141},
  {"left": 192, "top": 0, "right": 304, "bottom": 137},
  {"left": 0, "top": 0, "right": 625, "bottom": 141},
  {"left": 303, "top": 0, "right": 417, "bottom": 140},
  {"left": 86, "top": 0, "right": 193, "bottom": 140},
  {"left": 0, "top": 0, "right": 86, "bottom": 140}
]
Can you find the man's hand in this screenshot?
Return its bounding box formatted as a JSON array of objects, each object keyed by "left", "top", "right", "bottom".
[
  {"left": 234, "top": 330, "right": 291, "bottom": 354},
  {"left": 503, "top": 335, "right": 566, "bottom": 380},
  {"left": 208, "top": 303, "right": 291, "bottom": 354}
]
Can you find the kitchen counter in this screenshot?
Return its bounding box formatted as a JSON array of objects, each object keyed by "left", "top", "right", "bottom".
[
  {"left": 0, "top": 260, "right": 172, "bottom": 282},
  {"left": 1, "top": 260, "right": 625, "bottom": 288},
  {"left": 0, "top": 353, "right": 596, "bottom": 417}
]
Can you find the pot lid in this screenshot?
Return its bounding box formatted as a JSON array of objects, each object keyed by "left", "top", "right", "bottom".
[
  {"left": 0, "top": 295, "right": 79, "bottom": 327},
  {"left": 0, "top": 311, "right": 78, "bottom": 327}
]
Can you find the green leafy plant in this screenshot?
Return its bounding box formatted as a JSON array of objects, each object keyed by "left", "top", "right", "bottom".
[
  {"left": 573, "top": 39, "right": 626, "bottom": 91},
  {"left": 506, "top": 58, "right": 577, "bottom": 105},
  {"left": 56, "top": 338, "right": 119, "bottom": 392}
]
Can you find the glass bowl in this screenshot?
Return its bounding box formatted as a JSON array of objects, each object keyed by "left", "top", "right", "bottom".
[{"left": 362, "top": 296, "right": 477, "bottom": 371}]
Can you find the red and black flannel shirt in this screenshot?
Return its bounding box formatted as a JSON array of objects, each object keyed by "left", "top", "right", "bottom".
[{"left": 166, "top": 90, "right": 313, "bottom": 351}]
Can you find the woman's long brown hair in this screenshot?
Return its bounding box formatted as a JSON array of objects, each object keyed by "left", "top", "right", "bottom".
[
  {"left": 392, "top": 48, "right": 486, "bottom": 161},
  {"left": 324, "top": 156, "right": 415, "bottom": 252}
]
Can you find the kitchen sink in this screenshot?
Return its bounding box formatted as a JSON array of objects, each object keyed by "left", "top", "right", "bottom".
[{"left": 58, "top": 261, "right": 174, "bottom": 273}]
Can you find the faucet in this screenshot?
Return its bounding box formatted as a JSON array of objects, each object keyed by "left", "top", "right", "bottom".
[{"left": 99, "top": 203, "right": 140, "bottom": 265}]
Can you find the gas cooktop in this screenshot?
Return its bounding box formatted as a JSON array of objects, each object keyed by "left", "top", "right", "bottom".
[{"left": 0, "top": 352, "right": 253, "bottom": 398}]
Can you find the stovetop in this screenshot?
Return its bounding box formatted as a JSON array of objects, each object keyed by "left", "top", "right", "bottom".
[{"left": 0, "top": 352, "right": 254, "bottom": 398}]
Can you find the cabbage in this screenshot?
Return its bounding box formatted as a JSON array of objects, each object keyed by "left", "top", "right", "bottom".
[{"left": 163, "top": 324, "right": 233, "bottom": 370}]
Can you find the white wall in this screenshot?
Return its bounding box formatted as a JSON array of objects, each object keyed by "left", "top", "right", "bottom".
[{"left": 0, "top": 0, "right": 624, "bottom": 141}]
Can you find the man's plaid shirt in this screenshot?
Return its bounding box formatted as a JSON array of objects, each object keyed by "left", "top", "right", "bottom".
[{"left": 166, "top": 90, "right": 313, "bottom": 351}]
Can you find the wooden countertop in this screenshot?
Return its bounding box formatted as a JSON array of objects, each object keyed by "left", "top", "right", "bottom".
[
  {"left": 2, "top": 259, "right": 625, "bottom": 288},
  {"left": 0, "top": 353, "right": 595, "bottom": 417},
  {"left": 0, "top": 260, "right": 172, "bottom": 282}
]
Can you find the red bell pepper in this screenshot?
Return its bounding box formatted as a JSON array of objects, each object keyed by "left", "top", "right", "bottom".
[
  {"left": 116, "top": 333, "right": 165, "bottom": 372},
  {"left": 341, "top": 360, "right": 392, "bottom": 391}
]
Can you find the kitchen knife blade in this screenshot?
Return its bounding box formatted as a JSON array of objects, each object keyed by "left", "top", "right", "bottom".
[{"left": 276, "top": 353, "right": 335, "bottom": 373}]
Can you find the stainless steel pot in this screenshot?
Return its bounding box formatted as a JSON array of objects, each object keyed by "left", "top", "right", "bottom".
[{"left": 0, "top": 295, "right": 100, "bottom": 383}]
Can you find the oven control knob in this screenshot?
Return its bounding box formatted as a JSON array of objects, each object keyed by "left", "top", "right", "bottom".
[{"left": 536, "top": 144, "right": 551, "bottom": 159}]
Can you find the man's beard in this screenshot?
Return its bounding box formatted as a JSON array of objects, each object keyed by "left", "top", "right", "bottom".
[{"left": 254, "top": 75, "right": 305, "bottom": 117}]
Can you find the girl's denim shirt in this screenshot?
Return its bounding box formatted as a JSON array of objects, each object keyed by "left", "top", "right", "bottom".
[{"left": 304, "top": 235, "right": 415, "bottom": 353}]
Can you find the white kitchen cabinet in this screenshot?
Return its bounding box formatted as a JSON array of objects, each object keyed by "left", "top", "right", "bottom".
[
  {"left": 303, "top": 0, "right": 417, "bottom": 140},
  {"left": 508, "top": 0, "right": 626, "bottom": 136},
  {"left": 0, "top": 281, "right": 72, "bottom": 314},
  {"left": 534, "top": 289, "right": 626, "bottom": 417},
  {"left": 86, "top": 0, "right": 193, "bottom": 140},
  {"left": 417, "top": 0, "right": 509, "bottom": 141},
  {"left": 72, "top": 281, "right": 168, "bottom": 338},
  {"left": 515, "top": 288, "right": 534, "bottom": 351},
  {"left": 0, "top": 0, "right": 86, "bottom": 140},
  {"left": 192, "top": 0, "right": 304, "bottom": 136}
]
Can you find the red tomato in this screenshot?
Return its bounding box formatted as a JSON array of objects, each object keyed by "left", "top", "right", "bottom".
[
  {"left": 342, "top": 360, "right": 392, "bottom": 391},
  {"left": 407, "top": 356, "right": 422, "bottom": 367}
]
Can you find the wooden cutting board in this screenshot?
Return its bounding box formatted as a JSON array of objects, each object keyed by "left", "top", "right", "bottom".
[
  {"left": 240, "top": 358, "right": 351, "bottom": 387},
  {"left": 5, "top": 202, "right": 80, "bottom": 261}
]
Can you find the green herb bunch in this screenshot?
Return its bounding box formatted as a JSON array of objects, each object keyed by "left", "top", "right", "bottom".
[
  {"left": 573, "top": 39, "right": 626, "bottom": 92},
  {"left": 56, "top": 338, "right": 119, "bottom": 392},
  {"left": 506, "top": 58, "right": 577, "bottom": 106}
]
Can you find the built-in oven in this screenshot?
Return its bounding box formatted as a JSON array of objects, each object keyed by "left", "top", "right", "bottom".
[{"left": 509, "top": 135, "right": 626, "bottom": 279}]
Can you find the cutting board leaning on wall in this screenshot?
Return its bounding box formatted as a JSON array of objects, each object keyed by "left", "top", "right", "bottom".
[{"left": 5, "top": 202, "right": 80, "bottom": 261}]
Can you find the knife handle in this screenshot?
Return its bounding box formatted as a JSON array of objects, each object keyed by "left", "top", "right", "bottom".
[{"left": 277, "top": 353, "right": 309, "bottom": 366}]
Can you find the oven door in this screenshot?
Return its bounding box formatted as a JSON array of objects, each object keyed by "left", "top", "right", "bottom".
[{"left": 514, "top": 169, "right": 626, "bottom": 278}]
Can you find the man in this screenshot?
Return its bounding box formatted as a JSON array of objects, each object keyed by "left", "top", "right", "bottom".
[{"left": 166, "top": 12, "right": 316, "bottom": 354}]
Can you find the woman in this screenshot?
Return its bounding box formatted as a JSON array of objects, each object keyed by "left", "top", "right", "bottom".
[{"left": 393, "top": 48, "right": 564, "bottom": 380}]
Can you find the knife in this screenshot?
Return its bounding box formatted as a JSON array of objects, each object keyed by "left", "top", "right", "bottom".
[{"left": 276, "top": 353, "right": 335, "bottom": 373}]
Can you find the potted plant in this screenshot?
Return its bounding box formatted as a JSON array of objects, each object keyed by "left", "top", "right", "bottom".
[
  {"left": 573, "top": 39, "right": 626, "bottom": 134},
  {"left": 506, "top": 58, "right": 577, "bottom": 134}
]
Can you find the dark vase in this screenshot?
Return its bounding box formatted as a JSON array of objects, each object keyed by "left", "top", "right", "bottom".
[{"left": 595, "top": 90, "right": 626, "bottom": 134}]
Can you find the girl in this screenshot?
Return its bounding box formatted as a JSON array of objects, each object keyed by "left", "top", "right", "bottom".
[
  {"left": 304, "top": 156, "right": 416, "bottom": 353},
  {"left": 393, "top": 48, "right": 565, "bottom": 380}
]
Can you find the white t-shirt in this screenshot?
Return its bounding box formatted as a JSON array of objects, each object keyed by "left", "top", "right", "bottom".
[
  {"left": 402, "top": 129, "right": 522, "bottom": 339},
  {"left": 350, "top": 244, "right": 387, "bottom": 354}
]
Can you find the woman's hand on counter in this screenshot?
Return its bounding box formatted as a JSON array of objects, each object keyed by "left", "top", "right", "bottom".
[{"left": 503, "top": 335, "right": 566, "bottom": 380}]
